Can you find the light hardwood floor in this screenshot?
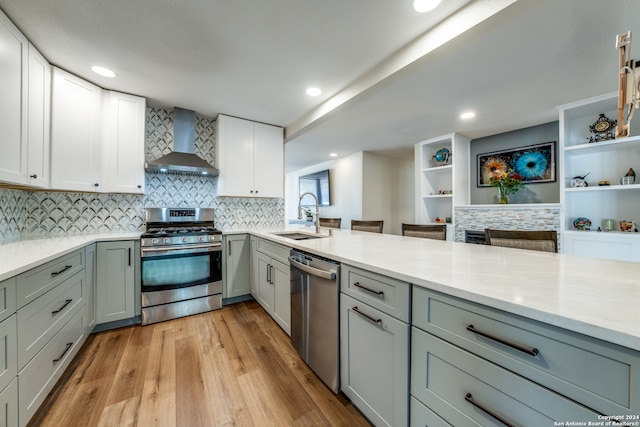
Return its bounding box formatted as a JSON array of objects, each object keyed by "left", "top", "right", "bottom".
[{"left": 29, "top": 300, "right": 372, "bottom": 427}]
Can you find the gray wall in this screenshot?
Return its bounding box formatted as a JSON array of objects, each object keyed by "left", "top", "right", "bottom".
[{"left": 470, "top": 122, "right": 559, "bottom": 204}]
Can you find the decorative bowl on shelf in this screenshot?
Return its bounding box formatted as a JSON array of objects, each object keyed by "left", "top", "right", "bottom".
[
  {"left": 572, "top": 217, "right": 592, "bottom": 230},
  {"left": 432, "top": 148, "right": 451, "bottom": 166}
]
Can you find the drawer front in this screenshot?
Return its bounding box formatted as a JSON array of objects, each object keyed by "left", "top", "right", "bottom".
[
  {"left": 19, "top": 306, "right": 85, "bottom": 427},
  {"left": 0, "top": 378, "right": 18, "bottom": 427},
  {"left": 17, "top": 270, "right": 84, "bottom": 370},
  {"left": 341, "top": 264, "right": 410, "bottom": 321},
  {"left": 411, "top": 328, "right": 600, "bottom": 426},
  {"left": 256, "top": 238, "right": 289, "bottom": 264},
  {"left": 0, "top": 278, "right": 16, "bottom": 323},
  {"left": 0, "top": 315, "right": 17, "bottom": 394},
  {"left": 413, "top": 287, "right": 640, "bottom": 416},
  {"left": 340, "top": 293, "right": 409, "bottom": 427},
  {"left": 410, "top": 396, "right": 452, "bottom": 427},
  {"left": 17, "top": 249, "right": 84, "bottom": 308}
]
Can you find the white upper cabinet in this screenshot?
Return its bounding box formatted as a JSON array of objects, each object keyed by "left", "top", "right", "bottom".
[
  {"left": 51, "top": 67, "right": 103, "bottom": 192},
  {"left": 0, "top": 11, "right": 28, "bottom": 185},
  {"left": 27, "top": 44, "right": 51, "bottom": 188},
  {"left": 217, "top": 114, "right": 284, "bottom": 198},
  {"left": 102, "top": 91, "right": 146, "bottom": 194},
  {"left": 51, "top": 67, "right": 146, "bottom": 194}
]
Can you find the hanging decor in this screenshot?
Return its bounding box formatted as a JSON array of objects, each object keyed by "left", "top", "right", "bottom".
[{"left": 477, "top": 141, "right": 556, "bottom": 187}]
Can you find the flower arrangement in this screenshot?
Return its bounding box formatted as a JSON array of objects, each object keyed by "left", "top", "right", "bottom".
[{"left": 489, "top": 170, "right": 525, "bottom": 204}]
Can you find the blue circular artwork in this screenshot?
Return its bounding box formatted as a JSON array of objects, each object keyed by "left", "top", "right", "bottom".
[{"left": 515, "top": 151, "right": 548, "bottom": 180}]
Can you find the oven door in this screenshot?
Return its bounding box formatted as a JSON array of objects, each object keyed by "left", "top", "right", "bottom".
[{"left": 141, "top": 244, "right": 222, "bottom": 294}]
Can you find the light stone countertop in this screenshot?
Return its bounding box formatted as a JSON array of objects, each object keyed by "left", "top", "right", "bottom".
[
  {"left": 1, "top": 227, "right": 639, "bottom": 351},
  {"left": 0, "top": 232, "right": 141, "bottom": 282},
  {"left": 249, "top": 225, "right": 640, "bottom": 352}
]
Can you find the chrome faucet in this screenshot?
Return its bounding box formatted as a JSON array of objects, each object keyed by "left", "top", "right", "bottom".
[{"left": 298, "top": 192, "right": 320, "bottom": 234}]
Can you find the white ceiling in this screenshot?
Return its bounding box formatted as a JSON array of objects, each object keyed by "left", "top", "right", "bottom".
[{"left": 2, "top": 0, "right": 640, "bottom": 172}]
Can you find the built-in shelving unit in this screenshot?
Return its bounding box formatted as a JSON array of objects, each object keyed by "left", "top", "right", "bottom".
[
  {"left": 559, "top": 92, "right": 640, "bottom": 261},
  {"left": 414, "top": 133, "right": 469, "bottom": 240}
]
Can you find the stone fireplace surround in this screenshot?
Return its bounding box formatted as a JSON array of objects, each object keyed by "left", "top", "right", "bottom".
[{"left": 454, "top": 204, "right": 561, "bottom": 250}]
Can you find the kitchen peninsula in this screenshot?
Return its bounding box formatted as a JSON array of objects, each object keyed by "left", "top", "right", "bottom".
[{"left": 1, "top": 227, "right": 639, "bottom": 426}]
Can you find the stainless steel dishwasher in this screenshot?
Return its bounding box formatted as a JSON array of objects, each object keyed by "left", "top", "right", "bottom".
[{"left": 289, "top": 249, "right": 340, "bottom": 393}]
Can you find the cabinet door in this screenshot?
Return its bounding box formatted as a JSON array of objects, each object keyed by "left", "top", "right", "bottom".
[
  {"left": 103, "top": 91, "right": 146, "bottom": 194},
  {"left": 224, "top": 235, "right": 251, "bottom": 299},
  {"left": 340, "top": 293, "right": 409, "bottom": 427},
  {"left": 0, "top": 11, "right": 28, "bottom": 185},
  {"left": 26, "top": 44, "right": 51, "bottom": 188},
  {"left": 96, "top": 241, "right": 135, "bottom": 324},
  {"left": 253, "top": 122, "right": 284, "bottom": 198},
  {"left": 0, "top": 379, "right": 18, "bottom": 427},
  {"left": 271, "top": 259, "right": 290, "bottom": 335},
  {"left": 256, "top": 253, "right": 274, "bottom": 313},
  {"left": 51, "top": 67, "right": 103, "bottom": 192},
  {"left": 217, "top": 114, "right": 254, "bottom": 196},
  {"left": 85, "top": 243, "right": 97, "bottom": 334}
]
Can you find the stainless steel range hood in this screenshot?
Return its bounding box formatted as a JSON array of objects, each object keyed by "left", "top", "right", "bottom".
[{"left": 145, "top": 107, "right": 219, "bottom": 176}]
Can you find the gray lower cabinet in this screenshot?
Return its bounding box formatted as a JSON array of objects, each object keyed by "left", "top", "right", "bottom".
[
  {"left": 0, "top": 379, "right": 18, "bottom": 427},
  {"left": 340, "top": 265, "right": 410, "bottom": 427},
  {"left": 223, "top": 234, "right": 251, "bottom": 300},
  {"left": 254, "top": 238, "right": 290, "bottom": 335},
  {"left": 13, "top": 247, "right": 88, "bottom": 426},
  {"left": 410, "top": 286, "right": 640, "bottom": 425},
  {"left": 96, "top": 241, "right": 135, "bottom": 324}
]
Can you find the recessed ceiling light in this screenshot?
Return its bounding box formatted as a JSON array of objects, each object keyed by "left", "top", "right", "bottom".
[
  {"left": 306, "top": 87, "right": 322, "bottom": 97},
  {"left": 91, "top": 65, "right": 116, "bottom": 78},
  {"left": 413, "top": 0, "right": 441, "bottom": 12},
  {"left": 460, "top": 111, "right": 476, "bottom": 119},
  {"left": 330, "top": 152, "right": 338, "bottom": 157}
]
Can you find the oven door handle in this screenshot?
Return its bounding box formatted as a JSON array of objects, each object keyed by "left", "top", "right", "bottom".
[{"left": 141, "top": 243, "right": 222, "bottom": 254}]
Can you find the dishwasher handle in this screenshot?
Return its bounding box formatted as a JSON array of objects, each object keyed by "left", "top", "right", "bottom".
[{"left": 289, "top": 256, "right": 336, "bottom": 280}]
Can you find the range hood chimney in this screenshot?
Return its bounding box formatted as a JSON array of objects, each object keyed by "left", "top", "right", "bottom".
[{"left": 145, "top": 107, "right": 219, "bottom": 176}]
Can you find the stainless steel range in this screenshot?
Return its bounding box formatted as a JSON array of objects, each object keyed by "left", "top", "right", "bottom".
[{"left": 140, "top": 208, "right": 223, "bottom": 325}]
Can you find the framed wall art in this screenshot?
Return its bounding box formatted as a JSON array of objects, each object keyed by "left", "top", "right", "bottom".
[{"left": 477, "top": 141, "right": 556, "bottom": 187}]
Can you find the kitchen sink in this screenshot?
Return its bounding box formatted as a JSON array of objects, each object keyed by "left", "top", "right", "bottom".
[{"left": 272, "top": 232, "right": 324, "bottom": 241}]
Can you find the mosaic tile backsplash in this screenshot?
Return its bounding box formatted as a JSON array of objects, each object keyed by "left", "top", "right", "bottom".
[{"left": 0, "top": 107, "right": 284, "bottom": 243}]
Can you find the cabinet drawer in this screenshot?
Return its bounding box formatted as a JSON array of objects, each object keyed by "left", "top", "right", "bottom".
[
  {"left": 17, "top": 249, "right": 84, "bottom": 308},
  {"left": 341, "top": 264, "right": 410, "bottom": 322},
  {"left": 0, "top": 315, "right": 17, "bottom": 394},
  {"left": 17, "top": 270, "right": 84, "bottom": 370},
  {"left": 0, "top": 278, "right": 16, "bottom": 323},
  {"left": 19, "top": 306, "right": 85, "bottom": 427},
  {"left": 0, "top": 378, "right": 18, "bottom": 427},
  {"left": 256, "top": 238, "right": 289, "bottom": 264},
  {"left": 412, "top": 287, "right": 640, "bottom": 417},
  {"left": 410, "top": 396, "right": 452, "bottom": 427},
  {"left": 411, "top": 328, "right": 600, "bottom": 426}
]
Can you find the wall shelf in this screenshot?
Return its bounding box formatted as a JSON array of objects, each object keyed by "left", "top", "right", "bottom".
[{"left": 559, "top": 92, "right": 640, "bottom": 261}]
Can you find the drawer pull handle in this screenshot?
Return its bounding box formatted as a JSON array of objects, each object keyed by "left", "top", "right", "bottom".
[
  {"left": 52, "top": 299, "right": 73, "bottom": 315},
  {"left": 51, "top": 265, "right": 72, "bottom": 277},
  {"left": 464, "top": 393, "right": 517, "bottom": 427},
  {"left": 352, "top": 306, "right": 382, "bottom": 325},
  {"left": 53, "top": 342, "right": 73, "bottom": 364},
  {"left": 353, "top": 282, "right": 384, "bottom": 297},
  {"left": 466, "top": 324, "right": 539, "bottom": 357}
]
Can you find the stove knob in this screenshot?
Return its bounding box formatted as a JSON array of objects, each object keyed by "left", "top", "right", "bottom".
[
  {"left": 152, "top": 239, "right": 159, "bottom": 245},
  {"left": 182, "top": 237, "right": 187, "bottom": 243},
  {"left": 164, "top": 238, "right": 170, "bottom": 244},
  {"left": 209, "top": 235, "right": 214, "bottom": 241},
  {"left": 199, "top": 236, "right": 204, "bottom": 241}
]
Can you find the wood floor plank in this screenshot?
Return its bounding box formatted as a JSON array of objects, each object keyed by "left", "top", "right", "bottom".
[
  {"left": 137, "top": 324, "right": 177, "bottom": 427},
  {"left": 28, "top": 301, "right": 372, "bottom": 427}
]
